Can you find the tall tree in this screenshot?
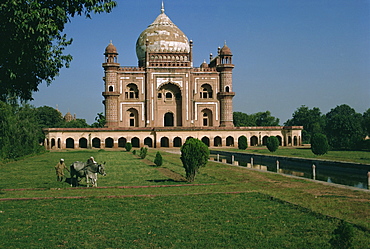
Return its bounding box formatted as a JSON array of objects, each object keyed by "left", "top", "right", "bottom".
[
  {"left": 0, "top": 0, "right": 117, "bottom": 101},
  {"left": 285, "top": 105, "right": 325, "bottom": 144},
  {"left": 0, "top": 102, "right": 44, "bottom": 160},
  {"left": 363, "top": 108, "right": 370, "bottom": 137},
  {"left": 325, "top": 104, "right": 364, "bottom": 149}
]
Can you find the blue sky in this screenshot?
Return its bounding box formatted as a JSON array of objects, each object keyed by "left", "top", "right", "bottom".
[{"left": 30, "top": 0, "right": 370, "bottom": 125}]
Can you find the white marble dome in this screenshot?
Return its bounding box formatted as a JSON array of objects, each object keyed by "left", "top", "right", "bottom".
[{"left": 136, "top": 6, "right": 190, "bottom": 64}]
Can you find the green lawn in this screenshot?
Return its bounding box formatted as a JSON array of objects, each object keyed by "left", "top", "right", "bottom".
[{"left": 0, "top": 149, "right": 369, "bottom": 248}]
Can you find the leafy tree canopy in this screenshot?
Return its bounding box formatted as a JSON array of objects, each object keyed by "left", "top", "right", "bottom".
[
  {"left": 285, "top": 105, "right": 326, "bottom": 143},
  {"left": 91, "top": 112, "right": 106, "bottom": 128},
  {"left": 233, "top": 111, "right": 280, "bottom": 127},
  {"left": 325, "top": 104, "right": 364, "bottom": 149},
  {"left": 0, "top": 0, "right": 117, "bottom": 101}
]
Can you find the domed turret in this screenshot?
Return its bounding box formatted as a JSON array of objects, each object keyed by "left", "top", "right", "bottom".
[
  {"left": 105, "top": 41, "right": 118, "bottom": 55},
  {"left": 104, "top": 41, "right": 118, "bottom": 64},
  {"left": 136, "top": 3, "right": 190, "bottom": 66},
  {"left": 220, "top": 44, "right": 232, "bottom": 55}
]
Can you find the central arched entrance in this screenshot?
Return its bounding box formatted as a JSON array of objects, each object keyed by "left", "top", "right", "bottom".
[{"left": 164, "top": 112, "right": 174, "bottom": 127}]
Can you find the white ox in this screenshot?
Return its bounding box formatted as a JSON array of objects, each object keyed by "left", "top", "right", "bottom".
[{"left": 70, "top": 161, "right": 106, "bottom": 187}]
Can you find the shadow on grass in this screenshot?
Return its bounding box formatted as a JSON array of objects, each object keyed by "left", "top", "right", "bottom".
[{"left": 147, "top": 179, "right": 187, "bottom": 183}]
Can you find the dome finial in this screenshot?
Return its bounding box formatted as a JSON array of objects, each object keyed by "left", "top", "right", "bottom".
[{"left": 161, "top": 1, "right": 165, "bottom": 14}]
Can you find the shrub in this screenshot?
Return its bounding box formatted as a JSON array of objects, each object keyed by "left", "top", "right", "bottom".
[
  {"left": 154, "top": 151, "right": 163, "bottom": 167},
  {"left": 139, "top": 147, "right": 148, "bottom": 159},
  {"left": 266, "top": 136, "right": 279, "bottom": 152},
  {"left": 311, "top": 133, "right": 329, "bottom": 155},
  {"left": 180, "top": 138, "right": 209, "bottom": 182},
  {"left": 238, "top": 135, "right": 248, "bottom": 150},
  {"left": 125, "top": 142, "right": 132, "bottom": 152},
  {"left": 132, "top": 150, "right": 136, "bottom": 155}
]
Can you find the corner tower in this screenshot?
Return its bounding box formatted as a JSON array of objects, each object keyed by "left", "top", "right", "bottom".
[
  {"left": 216, "top": 43, "right": 235, "bottom": 127},
  {"left": 102, "top": 41, "right": 120, "bottom": 127}
]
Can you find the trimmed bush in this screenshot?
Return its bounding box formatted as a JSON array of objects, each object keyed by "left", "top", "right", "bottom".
[
  {"left": 125, "top": 142, "right": 132, "bottom": 152},
  {"left": 311, "top": 133, "right": 329, "bottom": 155},
  {"left": 180, "top": 138, "right": 210, "bottom": 182},
  {"left": 266, "top": 136, "right": 279, "bottom": 152},
  {"left": 154, "top": 151, "right": 163, "bottom": 167},
  {"left": 238, "top": 135, "right": 248, "bottom": 150},
  {"left": 132, "top": 150, "right": 136, "bottom": 155},
  {"left": 139, "top": 147, "right": 148, "bottom": 159}
]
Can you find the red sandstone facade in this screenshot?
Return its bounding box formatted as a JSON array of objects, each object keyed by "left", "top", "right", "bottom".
[{"left": 43, "top": 5, "right": 302, "bottom": 150}]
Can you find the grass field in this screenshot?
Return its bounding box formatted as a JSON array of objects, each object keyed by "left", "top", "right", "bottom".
[{"left": 1, "top": 149, "right": 369, "bottom": 248}]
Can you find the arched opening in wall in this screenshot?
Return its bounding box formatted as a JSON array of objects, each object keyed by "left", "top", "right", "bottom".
[
  {"left": 288, "top": 136, "right": 292, "bottom": 146},
  {"left": 51, "top": 138, "right": 56, "bottom": 149},
  {"left": 225, "top": 86, "right": 230, "bottom": 92},
  {"left": 276, "top": 136, "right": 282, "bottom": 146},
  {"left": 250, "top": 136, "right": 258, "bottom": 146},
  {"left": 108, "top": 86, "right": 114, "bottom": 92},
  {"left": 262, "top": 136, "right": 269, "bottom": 146},
  {"left": 173, "top": 137, "right": 182, "bottom": 147},
  {"left": 186, "top": 136, "right": 193, "bottom": 141},
  {"left": 293, "top": 136, "right": 298, "bottom": 146},
  {"left": 144, "top": 137, "right": 153, "bottom": 148},
  {"left": 127, "top": 108, "right": 139, "bottom": 127},
  {"left": 131, "top": 137, "right": 140, "bottom": 148},
  {"left": 66, "top": 138, "right": 74, "bottom": 149},
  {"left": 200, "top": 84, "right": 213, "bottom": 99},
  {"left": 201, "top": 137, "right": 210, "bottom": 147},
  {"left": 160, "top": 137, "right": 169, "bottom": 147},
  {"left": 164, "top": 112, "right": 174, "bottom": 127},
  {"left": 125, "top": 83, "right": 139, "bottom": 99},
  {"left": 226, "top": 136, "right": 234, "bottom": 146},
  {"left": 118, "top": 137, "right": 127, "bottom": 148},
  {"left": 105, "top": 137, "right": 114, "bottom": 148},
  {"left": 201, "top": 109, "right": 213, "bottom": 127},
  {"left": 79, "top": 138, "right": 88, "bottom": 148},
  {"left": 214, "top": 136, "right": 222, "bottom": 147},
  {"left": 158, "top": 83, "right": 182, "bottom": 126},
  {"left": 299, "top": 136, "right": 301, "bottom": 146},
  {"left": 57, "top": 138, "right": 61, "bottom": 149},
  {"left": 92, "top": 138, "right": 101, "bottom": 148}
]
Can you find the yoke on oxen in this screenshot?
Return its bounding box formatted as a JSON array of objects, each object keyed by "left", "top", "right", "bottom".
[{"left": 70, "top": 161, "right": 106, "bottom": 187}]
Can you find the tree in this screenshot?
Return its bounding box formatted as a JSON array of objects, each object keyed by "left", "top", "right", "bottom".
[
  {"left": 35, "top": 106, "right": 64, "bottom": 128},
  {"left": 180, "top": 138, "right": 210, "bottom": 182},
  {"left": 233, "top": 111, "right": 280, "bottom": 127},
  {"left": 154, "top": 151, "right": 163, "bottom": 167},
  {"left": 254, "top": 111, "right": 280, "bottom": 126},
  {"left": 233, "top": 112, "right": 255, "bottom": 127},
  {"left": 0, "top": 0, "right": 117, "bottom": 101},
  {"left": 125, "top": 142, "right": 132, "bottom": 152},
  {"left": 62, "top": 119, "right": 90, "bottom": 128},
  {"left": 325, "top": 104, "right": 364, "bottom": 149},
  {"left": 310, "top": 133, "right": 329, "bottom": 155},
  {"left": 266, "top": 136, "right": 279, "bottom": 152},
  {"left": 238, "top": 135, "right": 248, "bottom": 150},
  {"left": 91, "top": 112, "right": 106, "bottom": 128},
  {"left": 139, "top": 147, "right": 148, "bottom": 159},
  {"left": 285, "top": 105, "right": 325, "bottom": 144},
  {"left": 0, "top": 101, "right": 44, "bottom": 160},
  {"left": 363, "top": 108, "right": 370, "bottom": 137}
]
